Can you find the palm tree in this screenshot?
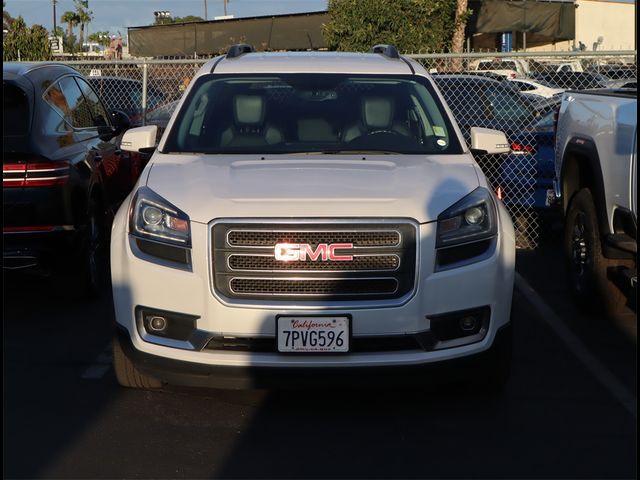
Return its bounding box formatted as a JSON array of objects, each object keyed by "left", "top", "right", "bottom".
[
  {"left": 450, "top": 0, "right": 471, "bottom": 71},
  {"left": 74, "top": 0, "right": 92, "bottom": 50},
  {"left": 61, "top": 10, "right": 79, "bottom": 38}
]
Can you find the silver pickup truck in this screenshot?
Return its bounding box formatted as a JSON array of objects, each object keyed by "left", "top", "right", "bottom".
[{"left": 555, "top": 89, "right": 637, "bottom": 314}]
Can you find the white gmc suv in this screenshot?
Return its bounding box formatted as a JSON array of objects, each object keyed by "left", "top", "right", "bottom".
[{"left": 112, "top": 44, "right": 516, "bottom": 390}]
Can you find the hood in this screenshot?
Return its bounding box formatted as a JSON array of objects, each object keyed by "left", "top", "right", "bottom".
[{"left": 145, "top": 154, "right": 480, "bottom": 224}]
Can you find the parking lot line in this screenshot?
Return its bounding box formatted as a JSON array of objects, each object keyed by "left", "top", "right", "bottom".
[
  {"left": 80, "top": 344, "right": 113, "bottom": 380},
  {"left": 515, "top": 272, "right": 637, "bottom": 418}
]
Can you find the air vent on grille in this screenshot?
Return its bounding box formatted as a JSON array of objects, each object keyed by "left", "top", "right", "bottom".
[
  {"left": 228, "top": 254, "right": 399, "bottom": 271},
  {"left": 229, "top": 278, "right": 398, "bottom": 296},
  {"left": 227, "top": 230, "right": 400, "bottom": 247}
]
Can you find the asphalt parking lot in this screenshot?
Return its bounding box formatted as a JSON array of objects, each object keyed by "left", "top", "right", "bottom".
[{"left": 3, "top": 243, "right": 636, "bottom": 479}]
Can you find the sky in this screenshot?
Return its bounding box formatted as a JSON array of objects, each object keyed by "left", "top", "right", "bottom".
[{"left": 5, "top": 0, "right": 328, "bottom": 38}]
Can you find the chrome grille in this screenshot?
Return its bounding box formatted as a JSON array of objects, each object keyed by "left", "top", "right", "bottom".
[{"left": 212, "top": 221, "right": 417, "bottom": 302}]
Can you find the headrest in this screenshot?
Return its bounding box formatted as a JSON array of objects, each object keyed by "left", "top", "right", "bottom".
[
  {"left": 362, "top": 97, "right": 393, "bottom": 129},
  {"left": 297, "top": 118, "right": 337, "bottom": 142},
  {"left": 233, "top": 94, "right": 265, "bottom": 126}
]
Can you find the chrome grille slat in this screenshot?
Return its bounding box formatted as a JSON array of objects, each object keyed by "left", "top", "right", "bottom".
[
  {"left": 227, "top": 253, "right": 400, "bottom": 272},
  {"left": 227, "top": 230, "right": 400, "bottom": 247}
]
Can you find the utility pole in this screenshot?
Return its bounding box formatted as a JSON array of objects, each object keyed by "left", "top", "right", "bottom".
[
  {"left": 204, "top": 0, "right": 207, "bottom": 20},
  {"left": 52, "top": 0, "right": 57, "bottom": 35},
  {"left": 224, "top": 0, "right": 228, "bottom": 16}
]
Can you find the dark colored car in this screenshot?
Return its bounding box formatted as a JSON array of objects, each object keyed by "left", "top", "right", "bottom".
[
  {"left": 529, "top": 71, "right": 610, "bottom": 90},
  {"left": 586, "top": 64, "right": 637, "bottom": 80},
  {"left": 498, "top": 110, "right": 557, "bottom": 212},
  {"left": 3, "top": 63, "right": 145, "bottom": 295},
  {"left": 432, "top": 75, "right": 539, "bottom": 142},
  {"left": 433, "top": 74, "right": 557, "bottom": 246},
  {"left": 87, "top": 76, "right": 165, "bottom": 126}
]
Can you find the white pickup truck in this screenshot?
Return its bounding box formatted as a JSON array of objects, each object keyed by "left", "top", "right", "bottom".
[{"left": 554, "top": 89, "right": 637, "bottom": 313}]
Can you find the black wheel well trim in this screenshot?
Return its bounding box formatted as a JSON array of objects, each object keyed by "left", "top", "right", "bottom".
[{"left": 561, "top": 138, "right": 610, "bottom": 236}]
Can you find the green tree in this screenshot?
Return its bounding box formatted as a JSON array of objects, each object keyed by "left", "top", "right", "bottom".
[
  {"left": 74, "top": 0, "right": 93, "bottom": 50},
  {"left": 3, "top": 0, "right": 14, "bottom": 30},
  {"left": 323, "top": 0, "right": 457, "bottom": 53},
  {"left": 88, "top": 30, "right": 110, "bottom": 47},
  {"left": 61, "top": 10, "right": 79, "bottom": 39},
  {"left": 3, "top": 16, "right": 52, "bottom": 61},
  {"left": 174, "top": 15, "right": 205, "bottom": 23},
  {"left": 153, "top": 14, "right": 205, "bottom": 25}
]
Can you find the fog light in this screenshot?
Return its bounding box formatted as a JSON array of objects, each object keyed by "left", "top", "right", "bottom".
[
  {"left": 459, "top": 316, "right": 477, "bottom": 331},
  {"left": 148, "top": 316, "right": 167, "bottom": 332}
]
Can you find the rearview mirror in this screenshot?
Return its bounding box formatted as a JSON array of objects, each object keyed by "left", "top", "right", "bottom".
[
  {"left": 120, "top": 125, "right": 158, "bottom": 154},
  {"left": 470, "top": 127, "right": 510, "bottom": 155}
]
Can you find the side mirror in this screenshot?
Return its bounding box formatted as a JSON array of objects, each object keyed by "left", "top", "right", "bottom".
[
  {"left": 111, "top": 110, "right": 131, "bottom": 135},
  {"left": 120, "top": 125, "right": 158, "bottom": 154},
  {"left": 470, "top": 127, "right": 510, "bottom": 155}
]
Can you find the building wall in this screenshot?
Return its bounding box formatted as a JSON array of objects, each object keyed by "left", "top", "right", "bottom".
[
  {"left": 527, "top": 0, "right": 635, "bottom": 52},
  {"left": 574, "top": 0, "right": 635, "bottom": 50}
]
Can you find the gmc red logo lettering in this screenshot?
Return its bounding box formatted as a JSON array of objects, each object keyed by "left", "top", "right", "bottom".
[{"left": 274, "top": 243, "right": 354, "bottom": 262}]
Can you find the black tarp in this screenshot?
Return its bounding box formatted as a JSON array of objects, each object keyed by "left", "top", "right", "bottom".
[
  {"left": 468, "top": 0, "right": 575, "bottom": 40},
  {"left": 128, "top": 11, "right": 328, "bottom": 57},
  {"left": 128, "top": 2, "right": 575, "bottom": 58}
]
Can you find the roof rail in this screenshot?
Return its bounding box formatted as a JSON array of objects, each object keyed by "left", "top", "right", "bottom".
[
  {"left": 226, "top": 44, "right": 256, "bottom": 59},
  {"left": 370, "top": 44, "right": 400, "bottom": 59}
]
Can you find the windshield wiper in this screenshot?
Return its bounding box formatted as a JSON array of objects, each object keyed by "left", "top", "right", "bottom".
[{"left": 285, "top": 150, "right": 400, "bottom": 155}]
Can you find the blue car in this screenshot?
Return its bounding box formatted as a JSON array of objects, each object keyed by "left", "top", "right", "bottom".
[{"left": 498, "top": 110, "right": 557, "bottom": 211}]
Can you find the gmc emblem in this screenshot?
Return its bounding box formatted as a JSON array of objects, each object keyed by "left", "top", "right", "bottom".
[{"left": 274, "top": 243, "right": 354, "bottom": 262}]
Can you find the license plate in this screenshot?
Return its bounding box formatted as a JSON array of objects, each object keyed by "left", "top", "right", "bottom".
[{"left": 277, "top": 316, "right": 350, "bottom": 353}]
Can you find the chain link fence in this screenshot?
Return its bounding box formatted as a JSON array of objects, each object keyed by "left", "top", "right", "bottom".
[{"left": 61, "top": 51, "right": 636, "bottom": 249}]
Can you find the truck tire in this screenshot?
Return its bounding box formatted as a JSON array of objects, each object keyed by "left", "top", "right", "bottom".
[
  {"left": 563, "top": 188, "right": 629, "bottom": 314},
  {"left": 113, "top": 335, "right": 162, "bottom": 389}
]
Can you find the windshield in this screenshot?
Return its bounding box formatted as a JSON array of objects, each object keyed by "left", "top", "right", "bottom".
[{"left": 163, "top": 74, "right": 463, "bottom": 155}]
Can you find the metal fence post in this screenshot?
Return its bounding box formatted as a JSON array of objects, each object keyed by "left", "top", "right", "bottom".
[{"left": 141, "top": 61, "right": 148, "bottom": 126}]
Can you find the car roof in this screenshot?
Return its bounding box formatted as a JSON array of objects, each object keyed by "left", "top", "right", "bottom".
[
  {"left": 432, "top": 74, "right": 503, "bottom": 84},
  {"left": 3, "top": 62, "right": 78, "bottom": 77},
  {"left": 198, "top": 51, "right": 419, "bottom": 76}
]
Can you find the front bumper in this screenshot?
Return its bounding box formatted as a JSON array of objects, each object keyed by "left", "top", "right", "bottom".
[
  {"left": 111, "top": 202, "right": 516, "bottom": 376},
  {"left": 116, "top": 322, "right": 513, "bottom": 389}
]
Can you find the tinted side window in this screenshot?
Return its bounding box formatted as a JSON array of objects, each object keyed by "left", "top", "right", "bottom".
[
  {"left": 44, "top": 77, "right": 94, "bottom": 128},
  {"left": 60, "top": 76, "right": 95, "bottom": 128},
  {"left": 3, "top": 84, "right": 30, "bottom": 137},
  {"left": 75, "top": 77, "right": 110, "bottom": 127}
]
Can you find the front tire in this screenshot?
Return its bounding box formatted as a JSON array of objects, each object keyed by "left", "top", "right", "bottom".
[
  {"left": 563, "top": 188, "right": 629, "bottom": 314},
  {"left": 113, "top": 335, "right": 162, "bottom": 389}
]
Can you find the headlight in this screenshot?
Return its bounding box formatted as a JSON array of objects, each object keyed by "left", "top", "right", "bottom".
[
  {"left": 129, "top": 186, "right": 191, "bottom": 247},
  {"left": 436, "top": 187, "right": 497, "bottom": 248}
]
